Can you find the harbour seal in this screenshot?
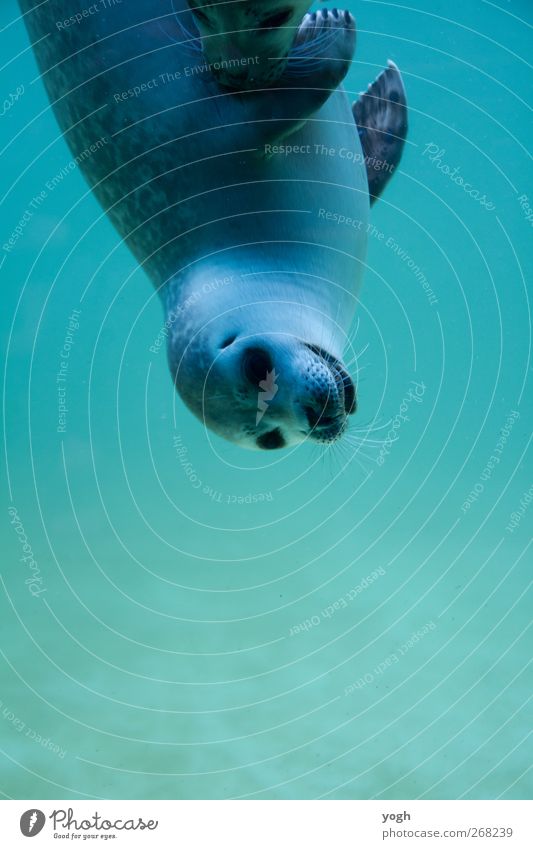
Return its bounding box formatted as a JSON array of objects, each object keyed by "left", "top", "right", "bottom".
[{"left": 19, "top": 0, "right": 407, "bottom": 450}]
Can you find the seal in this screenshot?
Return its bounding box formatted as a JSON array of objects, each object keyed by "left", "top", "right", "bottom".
[{"left": 19, "top": 0, "right": 407, "bottom": 450}]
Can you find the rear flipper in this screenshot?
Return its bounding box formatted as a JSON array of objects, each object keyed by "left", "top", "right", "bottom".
[{"left": 353, "top": 60, "right": 408, "bottom": 204}]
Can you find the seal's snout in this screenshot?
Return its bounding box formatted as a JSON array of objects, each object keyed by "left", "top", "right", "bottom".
[
  {"left": 174, "top": 325, "right": 357, "bottom": 450},
  {"left": 304, "top": 343, "right": 356, "bottom": 418},
  {"left": 294, "top": 343, "right": 356, "bottom": 444},
  {"left": 226, "top": 337, "right": 356, "bottom": 448}
]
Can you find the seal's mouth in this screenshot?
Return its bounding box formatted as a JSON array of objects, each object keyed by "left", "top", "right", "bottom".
[{"left": 304, "top": 343, "right": 356, "bottom": 416}]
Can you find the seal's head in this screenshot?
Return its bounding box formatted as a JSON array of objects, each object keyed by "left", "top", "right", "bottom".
[
  {"left": 170, "top": 330, "right": 356, "bottom": 450},
  {"left": 187, "top": 0, "right": 309, "bottom": 88}
]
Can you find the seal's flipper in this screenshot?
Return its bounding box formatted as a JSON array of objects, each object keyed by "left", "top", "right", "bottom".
[
  {"left": 353, "top": 61, "right": 408, "bottom": 204},
  {"left": 287, "top": 8, "right": 356, "bottom": 90}
]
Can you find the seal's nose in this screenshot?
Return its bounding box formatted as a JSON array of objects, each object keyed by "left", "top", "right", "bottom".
[{"left": 242, "top": 346, "right": 273, "bottom": 386}]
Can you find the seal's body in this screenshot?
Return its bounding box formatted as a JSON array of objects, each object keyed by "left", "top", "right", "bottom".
[{"left": 20, "top": 0, "right": 407, "bottom": 450}]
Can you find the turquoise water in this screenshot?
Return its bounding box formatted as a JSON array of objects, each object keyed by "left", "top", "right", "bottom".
[{"left": 1, "top": 0, "right": 531, "bottom": 800}]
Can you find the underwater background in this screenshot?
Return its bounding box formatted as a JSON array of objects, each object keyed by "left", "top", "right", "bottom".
[{"left": 1, "top": 0, "right": 531, "bottom": 800}]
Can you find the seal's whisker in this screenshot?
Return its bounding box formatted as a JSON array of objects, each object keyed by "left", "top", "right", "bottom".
[
  {"left": 334, "top": 440, "right": 374, "bottom": 476},
  {"left": 324, "top": 441, "right": 341, "bottom": 481},
  {"left": 353, "top": 452, "right": 378, "bottom": 470},
  {"left": 349, "top": 413, "right": 390, "bottom": 431},
  {"left": 344, "top": 435, "right": 388, "bottom": 448},
  {"left": 328, "top": 438, "right": 351, "bottom": 467},
  {"left": 340, "top": 442, "right": 379, "bottom": 468},
  {"left": 344, "top": 343, "right": 370, "bottom": 369},
  {"left": 340, "top": 440, "right": 381, "bottom": 463}
]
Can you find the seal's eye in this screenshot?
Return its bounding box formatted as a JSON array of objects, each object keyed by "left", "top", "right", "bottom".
[
  {"left": 259, "top": 8, "right": 293, "bottom": 30},
  {"left": 242, "top": 347, "right": 273, "bottom": 385}
]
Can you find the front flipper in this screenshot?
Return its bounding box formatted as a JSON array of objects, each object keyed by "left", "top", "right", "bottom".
[
  {"left": 243, "top": 9, "right": 356, "bottom": 147},
  {"left": 353, "top": 60, "right": 408, "bottom": 204},
  {"left": 286, "top": 8, "right": 356, "bottom": 92}
]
